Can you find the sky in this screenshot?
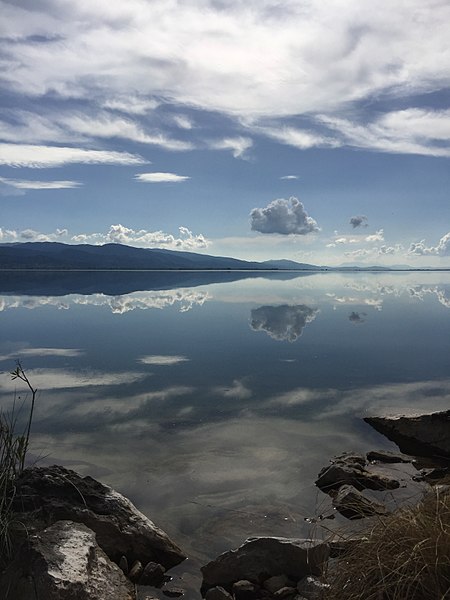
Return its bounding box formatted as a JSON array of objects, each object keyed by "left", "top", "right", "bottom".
[{"left": 0, "top": 0, "right": 449, "bottom": 266}]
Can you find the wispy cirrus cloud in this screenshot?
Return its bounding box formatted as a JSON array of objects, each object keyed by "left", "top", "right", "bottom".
[
  {"left": 138, "top": 355, "right": 190, "bottom": 366},
  {"left": 0, "top": 144, "right": 146, "bottom": 168},
  {"left": 0, "top": 176, "right": 82, "bottom": 190},
  {"left": 135, "top": 172, "right": 190, "bottom": 183}
]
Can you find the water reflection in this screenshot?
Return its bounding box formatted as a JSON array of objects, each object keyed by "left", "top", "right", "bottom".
[{"left": 250, "top": 304, "right": 319, "bottom": 341}]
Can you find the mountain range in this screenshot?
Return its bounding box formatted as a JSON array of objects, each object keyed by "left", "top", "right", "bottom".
[{"left": 0, "top": 242, "right": 322, "bottom": 271}]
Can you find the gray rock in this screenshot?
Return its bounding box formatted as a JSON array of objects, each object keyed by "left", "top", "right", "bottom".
[
  {"left": 366, "top": 450, "right": 412, "bottom": 463},
  {"left": 315, "top": 462, "right": 400, "bottom": 493},
  {"left": 296, "top": 576, "right": 330, "bottom": 599},
  {"left": 364, "top": 410, "right": 450, "bottom": 459},
  {"left": 232, "top": 580, "right": 260, "bottom": 600},
  {"left": 205, "top": 586, "right": 233, "bottom": 600},
  {"left": 332, "top": 484, "right": 389, "bottom": 519},
  {"left": 201, "top": 537, "right": 329, "bottom": 590},
  {"left": 332, "top": 452, "right": 366, "bottom": 466},
  {"left": 0, "top": 520, "right": 135, "bottom": 600},
  {"left": 162, "top": 586, "right": 184, "bottom": 597},
  {"left": 263, "top": 575, "right": 296, "bottom": 594},
  {"left": 129, "top": 560, "right": 143, "bottom": 582},
  {"left": 12, "top": 465, "right": 186, "bottom": 569},
  {"left": 273, "top": 586, "right": 297, "bottom": 599}
]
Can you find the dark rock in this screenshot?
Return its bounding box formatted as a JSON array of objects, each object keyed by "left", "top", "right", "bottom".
[
  {"left": 0, "top": 520, "right": 135, "bottom": 600},
  {"left": 328, "top": 534, "right": 368, "bottom": 558},
  {"left": 315, "top": 462, "right": 400, "bottom": 493},
  {"left": 119, "top": 555, "right": 129, "bottom": 574},
  {"left": 296, "top": 576, "right": 330, "bottom": 599},
  {"left": 273, "top": 586, "right": 296, "bottom": 599},
  {"left": 232, "top": 580, "right": 260, "bottom": 600},
  {"left": 201, "top": 537, "right": 329, "bottom": 590},
  {"left": 366, "top": 450, "right": 412, "bottom": 463},
  {"left": 332, "top": 452, "right": 366, "bottom": 467},
  {"left": 331, "top": 484, "right": 389, "bottom": 519},
  {"left": 205, "top": 586, "right": 234, "bottom": 600},
  {"left": 162, "top": 586, "right": 184, "bottom": 597},
  {"left": 129, "top": 560, "right": 144, "bottom": 582},
  {"left": 412, "top": 466, "right": 450, "bottom": 483},
  {"left": 263, "top": 574, "right": 296, "bottom": 594},
  {"left": 364, "top": 410, "right": 450, "bottom": 460},
  {"left": 140, "top": 561, "right": 166, "bottom": 586},
  {"left": 12, "top": 465, "right": 186, "bottom": 569}
]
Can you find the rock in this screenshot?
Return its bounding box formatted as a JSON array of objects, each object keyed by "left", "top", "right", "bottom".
[
  {"left": 205, "top": 586, "right": 233, "bottom": 600},
  {"left": 412, "top": 466, "right": 450, "bottom": 484},
  {"left": 0, "top": 520, "right": 135, "bottom": 600},
  {"left": 315, "top": 462, "right": 400, "bottom": 493},
  {"left": 12, "top": 465, "right": 186, "bottom": 569},
  {"left": 263, "top": 574, "right": 296, "bottom": 594},
  {"left": 129, "top": 560, "right": 144, "bottom": 582},
  {"left": 366, "top": 450, "right": 412, "bottom": 463},
  {"left": 332, "top": 452, "right": 366, "bottom": 466},
  {"left": 296, "top": 576, "right": 330, "bottom": 599},
  {"left": 162, "top": 586, "right": 184, "bottom": 597},
  {"left": 201, "top": 537, "right": 329, "bottom": 591},
  {"left": 140, "top": 561, "right": 166, "bottom": 586},
  {"left": 364, "top": 410, "right": 450, "bottom": 460},
  {"left": 232, "top": 580, "right": 260, "bottom": 600},
  {"left": 328, "top": 534, "right": 368, "bottom": 558},
  {"left": 331, "top": 485, "right": 388, "bottom": 520},
  {"left": 273, "top": 586, "right": 297, "bottom": 599},
  {"left": 119, "top": 555, "right": 129, "bottom": 574}
]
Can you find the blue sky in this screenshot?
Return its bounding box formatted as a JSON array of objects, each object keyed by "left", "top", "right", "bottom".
[{"left": 0, "top": 0, "right": 449, "bottom": 266}]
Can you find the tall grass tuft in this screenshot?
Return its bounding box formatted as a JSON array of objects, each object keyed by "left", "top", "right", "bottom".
[
  {"left": 0, "top": 363, "right": 37, "bottom": 566},
  {"left": 325, "top": 487, "right": 450, "bottom": 600}
]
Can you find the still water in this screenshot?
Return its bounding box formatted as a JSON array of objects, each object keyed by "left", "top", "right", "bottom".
[{"left": 1, "top": 270, "right": 449, "bottom": 592}]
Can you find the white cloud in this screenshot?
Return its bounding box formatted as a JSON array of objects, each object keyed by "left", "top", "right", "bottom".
[
  {"left": 208, "top": 137, "right": 253, "bottom": 158},
  {"left": 135, "top": 172, "right": 190, "bottom": 183},
  {"left": 0, "top": 347, "right": 83, "bottom": 362},
  {"left": 250, "top": 197, "right": 320, "bottom": 235},
  {"left": 280, "top": 175, "right": 299, "bottom": 180},
  {"left": 250, "top": 304, "right": 319, "bottom": 342},
  {"left": 365, "top": 229, "right": 384, "bottom": 243},
  {"left": 408, "top": 232, "right": 450, "bottom": 256},
  {"left": 101, "top": 96, "right": 159, "bottom": 115},
  {"left": 0, "top": 144, "right": 146, "bottom": 168},
  {"left": 0, "top": 176, "right": 82, "bottom": 190},
  {"left": 0, "top": 227, "right": 68, "bottom": 243},
  {"left": 138, "top": 355, "right": 190, "bottom": 366},
  {"left": 172, "top": 115, "right": 194, "bottom": 130},
  {"left": 257, "top": 126, "right": 339, "bottom": 150}
]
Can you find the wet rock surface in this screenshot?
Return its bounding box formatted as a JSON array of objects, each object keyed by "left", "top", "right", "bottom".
[
  {"left": 0, "top": 520, "right": 135, "bottom": 600},
  {"left": 331, "top": 484, "right": 389, "bottom": 519}
]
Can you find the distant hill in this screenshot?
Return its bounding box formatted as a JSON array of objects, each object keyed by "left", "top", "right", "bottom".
[{"left": 0, "top": 242, "right": 322, "bottom": 271}]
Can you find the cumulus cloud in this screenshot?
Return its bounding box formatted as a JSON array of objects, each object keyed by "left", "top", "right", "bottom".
[
  {"left": 365, "top": 229, "right": 384, "bottom": 243},
  {"left": 0, "top": 176, "right": 81, "bottom": 190},
  {"left": 0, "top": 227, "right": 68, "bottom": 243},
  {"left": 250, "top": 304, "right": 319, "bottom": 342},
  {"left": 350, "top": 215, "right": 368, "bottom": 229},
  {"left": 250, "top": 197, "right": 320, "bottom": 235},
  {"left": 72, "top": 224, "right": 209, "bottom": 250},
  {"left": 135, "top": 172, "right": 190, "bottom": 183},
  {"left": 408, "top": 232, "right": 450, "bottom": 256},
  {"left": 0, "top": 144, "right": 145, "bottom": 168}
]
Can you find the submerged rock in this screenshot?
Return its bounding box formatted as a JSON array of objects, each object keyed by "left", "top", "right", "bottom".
[
  {"left": 315, "top": 460, "right": 400, "bottom": 493},
  {"left": 0, "top": 520, "right": 135, "bottom": 600},
  {"left": 331, "top": 484, "right": 389, "bottom": 520},
  {"left": 11, "top": 465, "right": 186, "bottom": 570},
  {"left": 364, "top": 410, "right": 450, "bottom": 460},
  {"left": 366, "top": 450, "right": 412, "bottom": 464},
  {"left": 201, "top": 537, "right": 329, "bottom": 591}
]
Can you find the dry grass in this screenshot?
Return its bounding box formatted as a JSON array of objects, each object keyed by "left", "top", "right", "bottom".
[{"left": 324, "top": 487, "right": 450, "bottom": 600}]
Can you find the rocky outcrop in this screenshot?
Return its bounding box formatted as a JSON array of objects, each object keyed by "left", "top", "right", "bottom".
[
  {"left": 0, "top": 520, "right": 135, "bottom": 600},
  {"left": 331, "top": 484, "right": 389, "bottom": 519},
  {"left": 11, "top": 465, "right": 186, "bottom": 570},
  {"left": 364, "top": 410, "right": 450, "bottom": 460},
  {"left": 315, "top": 452, "right": 400, "bottom": 493},
  {"left": 201, "top": 537, "right": 329, "bottom": 592}
]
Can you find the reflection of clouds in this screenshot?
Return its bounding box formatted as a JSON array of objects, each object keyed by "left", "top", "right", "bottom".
[
  {"left": 0, "top": 289, "right": 210, "bottom": 314},
  {"left": 326, "top": 293, "right": 383, "bottom": 311},
  {"left": 349, "top": 311, "right": 366, "bottom": 323},
  {"left": 409, "top": 285, "right": 450, "bottom": 309},
  {"left": 138, "top": 355, "right": 190, "bottom": 366},
  {"left": 212, "top": 379, "right": 252, "bottom": 400},
  {"left": 0, "top": 347, "right": 83, "bottom": 362},
  {"left": 74, "top": 290, "right": 210, "bottom": 314},
  {"left": 250, "top": 304, "right": 319, "bottom": 342}
]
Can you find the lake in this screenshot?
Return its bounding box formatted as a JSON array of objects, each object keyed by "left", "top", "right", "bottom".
[{"left": 1, "top": 270, "right": 449, "bottom": 595}]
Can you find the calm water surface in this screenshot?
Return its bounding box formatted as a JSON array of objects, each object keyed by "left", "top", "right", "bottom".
[{"left": 1, "top": 270, "right": 449, "bottom": 595}]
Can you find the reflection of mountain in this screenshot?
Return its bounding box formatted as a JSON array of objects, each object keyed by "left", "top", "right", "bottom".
[
  {"left": 250, "top": 304, "right": 319, "bottom": 342},
  {"left": 0, "top": 269, "right": 306, "bottom": 297}
]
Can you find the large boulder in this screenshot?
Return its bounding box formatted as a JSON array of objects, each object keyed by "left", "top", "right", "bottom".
[
  {"left": 364, "top": 410, "right": 450, "bottom": 460},
  {"left": 201, "top": 537, "right": 329, "bottom": 591},
  {"left": 0, "top": 520, "right": 135, "bottom": 600},
  {"left": 11, "top": 465, "right": 186, "bottom": 569}
]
